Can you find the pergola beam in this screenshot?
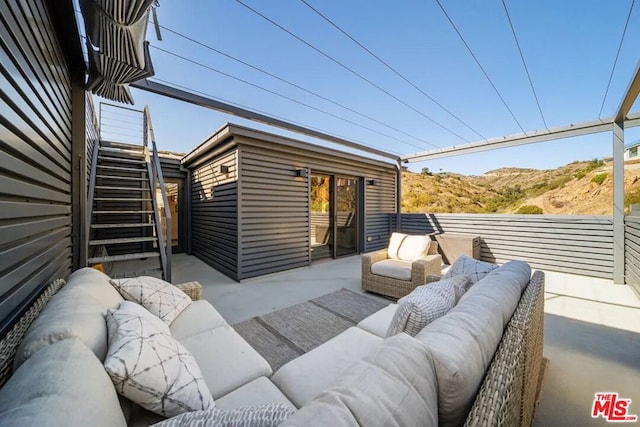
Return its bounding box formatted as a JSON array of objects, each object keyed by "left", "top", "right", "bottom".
[
  {"left": 131, "top": 79, "right": 400, "bottom": 161},
  {"left": 616, "top": 58, "right": 640, "bottom": 122},
  {"left": 402, "top": 112, "right": 640, "bottom": 162}
]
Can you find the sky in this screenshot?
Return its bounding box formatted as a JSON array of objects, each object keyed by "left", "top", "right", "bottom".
[{"left": 105, "top": 0, "right": 640, "bottom": 175}]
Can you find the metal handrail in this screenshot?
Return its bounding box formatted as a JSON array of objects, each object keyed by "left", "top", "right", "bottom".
[{"left": 143, "top": 106, "right": 172, "bottom": 282}]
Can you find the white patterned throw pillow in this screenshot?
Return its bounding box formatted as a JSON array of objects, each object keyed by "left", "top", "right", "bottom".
[
  {"left": 110, "top": 276, "right": 192, "bottom": 325},
  {"left": 151, "top": 403, "right": 297, "bottom": 427},
  {"left": 442, "top": 255, "right": 498, "bottom": 284},
  {"left": 104, "top": 301, "right": 214, "bottom": 417},
  {"left": 385, "top": 277, "right": 462, "bottom": 337}
]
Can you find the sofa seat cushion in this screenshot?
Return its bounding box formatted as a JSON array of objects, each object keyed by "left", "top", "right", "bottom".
[
  {"left": 370, "top": 259, "right": 412, "bottom": 280},
  {"left": 178, "top": 324, "right": 272, "bottom": 399},
  {"left": 397, "top": 234, "right": 432, "bottom": 262},
  {"left": 356, "top": 303, "right": 398, "bottom": 338},
  {"left": 271, "top": 327, "right": 382, "bottom": 408},
  {"left": 216, "top": 377, "right": 295, "bottom": 411},
  {"left": 280, "top": 333, "right": 438, "bottom": 427},
  {"left": 14, "top": 268, "right": 124, "bottom": 370},
  {"left": 169, "top": 300, "right": 227, "bottom": 341},
  {"left": 104, "top": 302, "right": 214, "bottom": 417},
  {"left": 415, "top": 260, "right": 532, "bottom": 427},
  {"left": 110, "top": 276, "right": 192, "bottom": 325},
  {"left": 0, "top": 338, "right": 127, "bottom": 427}
]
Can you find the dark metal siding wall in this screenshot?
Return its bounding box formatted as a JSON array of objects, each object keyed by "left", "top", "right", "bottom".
[
  {"left": 391, "top": 213, "right": 614, "bottom": 279},
  {"left": 238, "top": 139, "right": 396, "bottom": 279},
  {"left": 0, "top": 0, "right": 73, "bottom": 332},
  {"left": 190, "top": 149, "right": 239, "bottom": 279},
  {"left": 625, "top": 215, "right": 640, "bottom": 294}
]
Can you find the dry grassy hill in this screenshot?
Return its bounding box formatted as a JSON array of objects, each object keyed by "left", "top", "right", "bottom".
[{"left": 402, "top": 159, "right": 640, "bottom": 215}]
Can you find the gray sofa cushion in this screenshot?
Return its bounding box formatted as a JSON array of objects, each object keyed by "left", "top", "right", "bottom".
[
  {"left": 0, "top": 338, "right": 127, "bottom": 427},
  {"left": 169, "top": 300, "right": 228, "bottom": 341},
  {"left": 357, "top": 303, "right": 398, "bottom": 338},
  {"left": 216, "top": 377, "right": 295, "bottom": 411},
  {"left": 14, "top": 267, "right": 124, "bottom": 369},
  {"left": 415, "top": 260, "right": 531, "bottom": 427},
  {"left": 271, "top": 327, "right": 382, "bottom": 408},
  {"left": 280, "top": 333, "right": 438, "bottom": 427}
]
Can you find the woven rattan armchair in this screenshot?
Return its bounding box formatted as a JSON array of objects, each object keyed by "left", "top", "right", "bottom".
[{"left": 361, "top": 234, "right": 442, "bottom": 299}]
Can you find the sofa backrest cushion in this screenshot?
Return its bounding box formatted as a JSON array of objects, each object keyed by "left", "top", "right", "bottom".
[
  {"left": 397, "top": 235, "right": 432, "bottom": 262},
  {"left": 280, "top": 333, "right": 438, "bottom": 427},
  {"left": 415, "top": 260, "right": 531, "bottom": 427},
  {"left": 387, "top": 232, "right": 406, "bottom": 259},
  {"left": 0, "top": 338, "right": 127, "bottom": 427},
  {"left": 13, "top": 267, "right": 124, "bottom": 370}
]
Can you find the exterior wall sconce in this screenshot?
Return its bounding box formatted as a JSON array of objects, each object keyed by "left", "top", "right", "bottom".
[
  {"left": 295, "top": 168, "right": 309, "bottom": 178},
  {"left": 366, "top": 179, "right": 378, "bottom": 186},
  {"left": 219, "top": 165, "right": 230, "bottom": 174}
]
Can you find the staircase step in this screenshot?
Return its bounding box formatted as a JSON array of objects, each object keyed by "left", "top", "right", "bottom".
[
  {"left": 95, "top": 186, "right": 149, "bottom": 191},
  {"left": 96, "top": 175, "right": 147, "bottom": 181},
  {"left": 97, "top": 165, "right": 147, "bottom": 173},
  {"left": 94, "top": 197, "right": 152, "bottom": 202},
  {"left": 90, "top": 237, "right": 157, "bottom": 245},
  {"left": 89, "top": 251, "right": 159, "bottom": 263},
  {"left": 93, "top": 210, "right": 154, "bottom": 214},
  {"left": 111, "top": 267, "right": 163, "bottom": 279},
  {"left": 91, "top": 223, "right": 154, "bottom": 228},
  {"left": 98, "top": 155, "right": 147, "bottom": 165},
  {"left": 99, "top": 146, "right": 145, "bottom": 157}
]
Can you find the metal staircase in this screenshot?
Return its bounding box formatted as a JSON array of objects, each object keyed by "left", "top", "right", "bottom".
[{"left": 87, "top": 104, "right": 171, "bottom": 281}]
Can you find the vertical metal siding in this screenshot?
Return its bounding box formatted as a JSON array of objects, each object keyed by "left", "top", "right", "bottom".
[
  {"left": 85, "top": 95, "right": 99, "bottom": 187},
  {"left": 0, "top": 0, "right": 73, "bottom": 333},
  {"left": 391, "top": 213, "right": 614, "bottom": 279},
  {"left": 238, "top": 139, "right": 396, "bottom": 278},
  {"left": 190, "top": 149, "right": 239, "bottom": 279},
  {"left": 625, "top": 216, "right": 640, "bottom": 294}
]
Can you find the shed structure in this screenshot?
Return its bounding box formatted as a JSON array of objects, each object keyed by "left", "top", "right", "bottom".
[{"left": 182, "top": 124, "right": 397, "bottom": 280}]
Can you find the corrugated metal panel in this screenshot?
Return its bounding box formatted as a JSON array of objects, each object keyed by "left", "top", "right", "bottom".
[
  {"left": 86, "top": 95, "right": 99, "bottom": 187},
  {"left": 0, "top": 0, "right": 73, "bottom": 333},
  {"left": 190, "top": 149, "right": 239, "bottom": 279},
  {"left": 625, "top": 215, "right": 640, "bottom": 294},
  {"left": 160, "top": 156, "right": 186, "bottom": 179},
  {"left": 391, "top": 213, "right": 613, "bottom": 279},
  {"left": 238, "top": 138, "right": 396, "bottom": 279}
]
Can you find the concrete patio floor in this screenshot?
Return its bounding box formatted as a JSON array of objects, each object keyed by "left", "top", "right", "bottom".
[{"left": 113, "top": 254, "right": 640, "bottom": 426}]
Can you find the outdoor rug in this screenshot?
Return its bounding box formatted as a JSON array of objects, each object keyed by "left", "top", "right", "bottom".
[{"left": 232, "top": 288, "right": 388, "bottom": 371}]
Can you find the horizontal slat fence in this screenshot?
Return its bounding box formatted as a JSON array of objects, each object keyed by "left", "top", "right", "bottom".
[
  {"left": 390, "top": 213, "right": 614, "bottom": 279},
  {"left": 625, "top": 215, "right": 640, "bottom": 295}
]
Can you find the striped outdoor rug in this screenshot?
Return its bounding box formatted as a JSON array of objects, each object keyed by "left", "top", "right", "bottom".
[{"left": 232, "top": 288, "right": 387, "bottom": 371}]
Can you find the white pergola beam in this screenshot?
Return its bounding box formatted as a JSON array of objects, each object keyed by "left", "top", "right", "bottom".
[
  {"left": 402, "top": 112, "right": 640, "bottom": 162},
  {"left": 616, "top": 58, "right": 640, "bottom": 122}
]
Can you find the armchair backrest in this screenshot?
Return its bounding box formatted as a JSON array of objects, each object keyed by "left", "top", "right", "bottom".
[{"left": 387, "top": 233, "right": 437, "bottom": 262}]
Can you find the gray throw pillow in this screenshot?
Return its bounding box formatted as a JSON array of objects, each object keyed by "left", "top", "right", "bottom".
[
  {"left": 386, "top": 277, "right": 465, "bottom": 337},
  {"left": 442, "top": 255, "right": 498, "bottom": 284}
]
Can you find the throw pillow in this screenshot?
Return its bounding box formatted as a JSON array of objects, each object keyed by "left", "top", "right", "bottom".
[
  {"left": 152, "top": 403, "right": 296, "bottom": 427},
  {"left": 386, "top": 278, "right": 458, "bottom": 337},
  {"left": 110, "top": 276, "right": 192, "bottom": 325},
  {"left": 442, "top": 254, "right": 498, "bottom": 284},
  {"left": 104, "top": 301, "right": 214, "bottom": 417}
]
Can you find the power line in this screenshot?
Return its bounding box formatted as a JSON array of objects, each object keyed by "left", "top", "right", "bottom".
[
  {"left": 297, "top": 0, "right": 486, "bottom": 141},
  {"left": 233, "top": 0, "right": 471, "bottom": 143},
  {"left": 147, "top": 76, "right": 403, "bottom": 156},
  {"left": 150, "top": 45, "right": 430, "bottom": 150},
  {"left": 157, "top": 24, "right": 436, "bottom": 148},
  {"left": 501, "top": 0, "right": 548, "bottom": 130},
  {"left": 434, "top": 0, "right": 526, "bottom": 134},
  {"left": 598, "top": 0, "right": 636, "bottom": 118}
]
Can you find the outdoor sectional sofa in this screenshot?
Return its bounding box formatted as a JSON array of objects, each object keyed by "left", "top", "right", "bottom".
[{"left": 0, "top": 260, "right": 544, "bottom": 426}]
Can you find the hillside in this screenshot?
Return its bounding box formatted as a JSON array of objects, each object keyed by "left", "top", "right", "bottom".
[{"left": 402, "top": 159, "right": 640, "bottom": 215}]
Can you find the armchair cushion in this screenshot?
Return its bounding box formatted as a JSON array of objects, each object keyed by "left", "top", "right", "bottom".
[
  {"left": 370, "top": 259, "right": 412, "bottom": 281},
  {"left": 386, "top": 232, "right": 406, "bottom": 259},
  {"left": 397, "top": 235, "right": 432, "bottom": 262}
]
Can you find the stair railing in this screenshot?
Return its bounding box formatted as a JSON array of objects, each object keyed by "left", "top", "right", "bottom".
[{"left": 143, "top": 106, "right": 172, "bottom": 282}]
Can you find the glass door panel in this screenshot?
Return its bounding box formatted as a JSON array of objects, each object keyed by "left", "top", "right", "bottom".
[
  {"left": 335, "top": 176, "right": 358, "bottom": 257},
  {"left": 310, "top": 175, "right": 333, "bottom": 260}
]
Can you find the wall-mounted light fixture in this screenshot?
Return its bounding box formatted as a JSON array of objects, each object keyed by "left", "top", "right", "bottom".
[
  {"left": 219, "top": 165, "right": 230, "bottom": 174},
  {"left": 295, "top": 168, "right": 309, "bottom": 178},
  {"left": 366, "top": 179, "right": 378, "bottom": 186}
]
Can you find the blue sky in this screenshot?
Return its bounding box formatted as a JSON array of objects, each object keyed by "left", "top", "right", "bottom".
[{"left": 118, "top": 0, "right": 640, "bottom": 175}]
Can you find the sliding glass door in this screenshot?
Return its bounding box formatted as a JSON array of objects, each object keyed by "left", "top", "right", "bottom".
[{"left": 310, "top": 174, "right": 359, "bottom": 260}]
